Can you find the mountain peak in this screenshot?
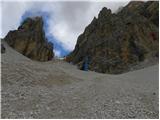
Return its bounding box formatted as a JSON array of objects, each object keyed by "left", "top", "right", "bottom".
[
  {"left": 4, "top": 16, "right": 54, "bottom": 61},
  {"left": 67, "top": 1, "right": 159, "bottom": 74},
  {"left": 98, "top": 7, "right": 112, "bottom": 18},
  {"left": 18, "top": 16, "right": 43, "bottom": 31}
]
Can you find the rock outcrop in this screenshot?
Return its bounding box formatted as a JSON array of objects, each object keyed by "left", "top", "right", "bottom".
[
  {"left": 67, "top": 1, "right": 159, "bottom": 74},
  {"left": 1, "top": 44, "right": 6, "bottom": 54},
  {"left": 4, "top": 17, "right": 54, "bottom": 61}
]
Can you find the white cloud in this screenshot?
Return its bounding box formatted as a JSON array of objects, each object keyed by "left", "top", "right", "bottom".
[
  {"left": 54, "top": 49, "right": 61, "bottom": 57},
  {"left": 1, "top": 1, "right": 130, "bottom": 56},
  {"left": 45, "top": 1, "right": 130, "bottom": 51},
  {"left": 51, "top": 22, "right": 76, "bottom": 50},
  {"left": 1, "top": 1, "right": 33, "bottom": 37}
]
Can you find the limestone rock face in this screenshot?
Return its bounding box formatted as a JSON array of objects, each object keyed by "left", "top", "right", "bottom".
[
  {"left": 4, "top": 17, "right": 54, "bottom": 61},
  {"left": 1, "top": 44, "right": 6, "bottom": 54},
  {"left": 67, "top": 1, "right": 159, "bottom": 74}
]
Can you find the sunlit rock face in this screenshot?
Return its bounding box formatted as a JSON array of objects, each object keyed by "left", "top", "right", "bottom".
[
  {"left": 4, "top": 16, "right": 54, "bottom": 61},
  {"left": 67, "top": 1, "right": 159, "bottom": 74}
]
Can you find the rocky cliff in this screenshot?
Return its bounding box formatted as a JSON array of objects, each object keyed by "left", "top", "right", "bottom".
[
  {"left": 67, "top": 1, "right": 159, "bottom": 74},
  {"left": 4, "top": 16, "right": 54, "bottom": 61}
]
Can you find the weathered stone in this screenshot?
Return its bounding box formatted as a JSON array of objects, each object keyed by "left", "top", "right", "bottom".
[
  {"left": 1, "top": 44, "right": 6, "bottom": 54},
  {"left": 4, "top": 17, "right": 54, "bottom": 61},
  {"left": 67, "top": 1, "right": 159, "bottom": 74}
]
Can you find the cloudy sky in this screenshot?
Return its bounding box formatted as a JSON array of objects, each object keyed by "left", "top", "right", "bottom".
[{"left": 0, "top": 0, "right": 130, "bottom": 57}]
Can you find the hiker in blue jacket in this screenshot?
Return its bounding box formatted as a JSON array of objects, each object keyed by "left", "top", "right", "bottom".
[{"left": 82, "top": 56, "right": 89, "bottom": 71}]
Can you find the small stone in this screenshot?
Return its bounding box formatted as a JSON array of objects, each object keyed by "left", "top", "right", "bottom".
[
  {"left": 46, "top": 107, "right": 50, "bottom": 110},
  {"left": 115, "top": 100, "right": 121, "bottom": 104}
]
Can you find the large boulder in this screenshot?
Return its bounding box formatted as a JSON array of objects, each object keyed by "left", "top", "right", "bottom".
[
  {"left": 67, "top": 1, "right": 159, "bottom": 74},
  {"left": 4, "top": 16, "right": 54, "bottom": 61}
]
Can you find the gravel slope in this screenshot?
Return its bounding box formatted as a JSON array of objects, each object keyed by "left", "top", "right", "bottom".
[{"left": 1, "top": 41, "right": 159, "bottom": 118}]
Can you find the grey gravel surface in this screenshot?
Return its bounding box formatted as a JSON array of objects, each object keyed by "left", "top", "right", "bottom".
[{"left": 1, "top": 41, "right": 159, "bottom": 118}]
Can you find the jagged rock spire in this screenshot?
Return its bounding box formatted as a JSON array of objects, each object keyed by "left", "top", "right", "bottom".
[
  {"left": 67, "top": 1, "right": 159, "bottom": 74},
  {"left": 4, "top": 16, "right": 54, "bottom": 61}
]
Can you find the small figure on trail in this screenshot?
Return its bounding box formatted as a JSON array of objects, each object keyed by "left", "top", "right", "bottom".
[{"left": 82, "top": 56, "right": 89, "bottom": 71}]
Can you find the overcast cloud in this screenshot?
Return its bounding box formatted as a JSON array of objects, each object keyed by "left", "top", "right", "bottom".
[{"left": 1, "top": 1, "right": 130, "bottom": 57}]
